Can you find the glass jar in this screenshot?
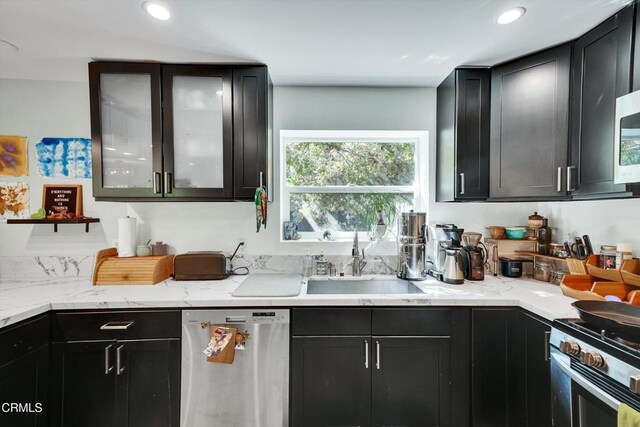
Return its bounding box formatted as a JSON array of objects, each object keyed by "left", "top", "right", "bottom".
[
  {"left": 616, "top": 243, "right": 633, "bottom": 269},
  {"left": 599, "top": 245, "right": 617, "bottom": 269},
  {"left": 315, "top": 251, "right": 330, "bottom": 276},
  {"left": 534, "top": 260, "right": 554, "bottom": 282}
]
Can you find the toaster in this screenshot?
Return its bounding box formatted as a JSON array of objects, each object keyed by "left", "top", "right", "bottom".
[{"left": 173, "top": 252, "right": 229, "bottom": 280}]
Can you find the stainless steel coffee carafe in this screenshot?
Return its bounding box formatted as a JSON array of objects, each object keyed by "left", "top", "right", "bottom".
[
  {"left": 443, "top": 248, "right": 465, "bottom": 284},
  {"left": 397, "top": 211, "right": 427, "bottom": 281}
]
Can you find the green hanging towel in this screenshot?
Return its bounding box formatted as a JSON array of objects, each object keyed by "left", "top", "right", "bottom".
[{"left": 254, "top": 187, "right": 267, "bottom": 232}]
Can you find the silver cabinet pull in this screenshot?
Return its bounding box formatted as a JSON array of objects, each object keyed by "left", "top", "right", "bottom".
[
  {"left": 567, "top": 166, "right": 576, "bottom": 192},
  {"left": 557, "top": 167, "right": 562, "bottom": 192},
  {"left": 116, "top": 345, "right": 125, "bottom": 375},
  {"left": 364, "top": 340, "right": 369, "bottom": 369},
  {"left": 459, "top": 173, "right": 465, "bottom": 195},
  {"left": 100, "top": 321, "right": 134, "bottom": 330},
  {"left": 164, "top": 172, "right": 172, "bottom": 193},
  {"left": 544, "top": 331, "right": 551, "bottom": 362},
  {"left": 259, "top": 171, "right": 264, "bottom": 189},
  {"left": 153, "top": 172, "right": 161, "bottom": 194},
  {"left": 104, "top": 344, "right": 114, "bottom": 375},
  {"left": 375, "top": 341, "right": 381, "bottom": 370}
]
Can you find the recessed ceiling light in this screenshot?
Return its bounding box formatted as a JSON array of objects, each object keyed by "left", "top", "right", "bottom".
[
  {"left": 138, "top": 157, "right": 146, "bottom": 161},
  {"left": 0, "top": 39, "right": 19, "bottom": 54},
  {"left": 216, "top": 90, "right": 223, "bottom": 96},
  {"left": 104, "top": 147, "right": 117, "bottom": 151},
  {"left": 143, "top": 2, "right": 171, "bottom": 21},
  {"left": 123, "top": 152, "right": 132, "bottom": 156},
  {"left": 497, "top": 7, "right": 525, "bottom": 25}
]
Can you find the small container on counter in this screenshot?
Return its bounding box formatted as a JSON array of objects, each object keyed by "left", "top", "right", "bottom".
[
  {"left": 550, "top": 243, "right": 565, "bottom": 258},
  {"left": 315, "top": 251, "right": 330, "bottom": 276},
  {"left": 152, "top": 241, "right": 168, "bottom": 256},
  {"left": 550, "top": 271, "right": 565, "bottom": 286},
  {"left": 616, "top": 243, "right": 633, "bottom": 268},
  {"left": 599, "top": 245, "right": 617, "bottom": 269},
  {"left": 534, "top": 260, "right": 554, "bottom": 282},
  {"left": 136, "top": 245, "right": 151, "bottom": 257}
]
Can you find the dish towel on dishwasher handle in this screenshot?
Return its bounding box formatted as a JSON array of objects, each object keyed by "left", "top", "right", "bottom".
[{"left": 619, "top": 403, "right": 640, "bottom": 427}]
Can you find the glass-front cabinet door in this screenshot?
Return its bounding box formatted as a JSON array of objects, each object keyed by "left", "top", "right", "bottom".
[
  {"left": 162, "top": 65, "right": 233, "bottom": 199},
  {"left": 89, "top": 62, "right": 163, "bottom": 199}
]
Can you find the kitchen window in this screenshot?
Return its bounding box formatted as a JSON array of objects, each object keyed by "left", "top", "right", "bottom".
[{"left": 280, "top": 130, "right": 427, "bottom": 242}]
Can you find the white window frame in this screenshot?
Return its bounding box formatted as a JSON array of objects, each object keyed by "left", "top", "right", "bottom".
[{"left": 280, "top": 130, "right": 428, "bottom": 242}]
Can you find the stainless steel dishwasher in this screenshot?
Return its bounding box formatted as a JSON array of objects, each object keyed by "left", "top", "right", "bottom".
[{"left": 181, "top": 309, "right": 290, "bottom": 427}]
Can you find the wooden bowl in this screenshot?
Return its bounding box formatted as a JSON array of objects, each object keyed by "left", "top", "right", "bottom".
[{"left": 486, "top": 226, "right": 506, "bottom": 240}]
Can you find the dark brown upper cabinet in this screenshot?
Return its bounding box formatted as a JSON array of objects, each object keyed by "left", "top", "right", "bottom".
[
  {"left": 89, "top": 62, "right": 271, "bottom": 201},
  {"left": 489, "top": 43, "right": 572, "bottom": 200},
  {"left": 570, "top": 4, "right": 640, "bottom": 198},
  {"left": 233, "top": 66, "right": 271, "bottom": 200},
  {"left": 436, "top": 68, "right": 491, "bottom": 202}
]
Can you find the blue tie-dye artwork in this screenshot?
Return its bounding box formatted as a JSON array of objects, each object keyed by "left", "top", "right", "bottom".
[{"left": 36, "top": 138, "right": 92, "bottom": 178}]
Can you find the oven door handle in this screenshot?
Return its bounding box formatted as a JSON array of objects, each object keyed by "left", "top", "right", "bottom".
[{"left": 551, "top": 352, "right": 621, "bottom": 411}]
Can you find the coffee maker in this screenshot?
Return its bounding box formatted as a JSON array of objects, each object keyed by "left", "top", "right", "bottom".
[
  {"left": 397, "top": 211, "right": 428, "bottom": 281},
  {"left": 427, "top": 224, "right": 465, "bottom": 284},
  {"left": 460, "top": 232, "right": 487, "bottom": 281}
]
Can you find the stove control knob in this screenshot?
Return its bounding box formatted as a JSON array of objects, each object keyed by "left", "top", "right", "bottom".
[
  {"left": 559, "top": 340, "right": 580, "bottom": 356},
  {"left": 582, "top": 351, "right": 606, "bottom": 368},
  {"left": 631, "top": 376, "right": 640, "bottom": 395}
]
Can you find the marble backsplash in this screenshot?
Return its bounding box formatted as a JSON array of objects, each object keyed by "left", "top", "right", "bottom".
[{"left": 0, "top": 254, "right": 399, "bottom": 280}]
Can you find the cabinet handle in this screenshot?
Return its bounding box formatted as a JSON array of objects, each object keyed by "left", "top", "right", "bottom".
[
  {"left": 116, "top": 345, "right": 125, "bottom": 375},
  {"left": 104, "top": 344, "right": 114, "bottom": 375},
  {"left": 567, "top": 166, "right": 576, "bottom": 192},
  {"left": 557, "top": 167, "right": 562, "bottom": 192},
  {"left": 153, "top": 172, "right": 161, "bottom": 194},
  {"left": 544, "top": 331, "right": 551, "bottom": 362},
  {"left": 364, "top": 340, "right": 369, "bottom": 369},
  {"left": 259, "top": 171, "right": 264, "bottom": 189},
  {"left": 459, "top": 173, "right": 465, "bottom": 195},
  {"left": 375, "top": 340, "right": 381, "bottom": 370},
  {"left": 164, "top": 172, "right": 172, "bottom": 194},
  {"left": 100, "top": 321, "right": 134, "bottom": 330}
]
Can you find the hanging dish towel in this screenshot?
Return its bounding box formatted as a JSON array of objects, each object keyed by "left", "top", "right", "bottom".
[
  {"left": 254, "top": 186, "right": 267, "bottom": 232},
  {"left": 619, "top": 403, "right": 640, "bottom": 427}
]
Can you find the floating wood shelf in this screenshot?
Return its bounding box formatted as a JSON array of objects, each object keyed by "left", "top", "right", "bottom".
[
  {"left": 7, "top": 218, "right": 100, "bottom": 232},
  {"left": 514, "top": 250, "right": 571, "bottom": 261}
]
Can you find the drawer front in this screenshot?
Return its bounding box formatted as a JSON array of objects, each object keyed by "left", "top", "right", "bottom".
[
  {"left": 52, "top": 310, "right": 181, "bottom": 342},
  {"left": 372, "top": 308, "right": 451, "bottom": 336},
  {"left": 0, "top": 315, "right": 49, "bottom": 366},
  {"left": 292, "top": 308, "right": 371, "bottom": 336}
]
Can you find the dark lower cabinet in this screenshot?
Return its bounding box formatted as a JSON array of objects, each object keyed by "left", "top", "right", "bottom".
[
  {"left": 51, "top": 341, "right": 118, "bottom": 427},
  {"left": 472, "top": 309, "right": 551, "bottom": 427},
  {"left": 0, "top": 315, "right": 50, "bottom": 427},
  {"left": 291, "top": 308, "right": 470, "bottom": 427},
  {"left": 291, "top": 336, "right": 371, "bottom": 427},
  {"left": 372, "top": 337, "right": 450, "bottom": 427},
  {"left": 50, "top": 311, "right": 181, "bottom": 427}
]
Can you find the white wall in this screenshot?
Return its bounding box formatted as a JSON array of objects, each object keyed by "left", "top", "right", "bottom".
[{"left": 1, "top": 78, "right": 638, "bottom": 258}]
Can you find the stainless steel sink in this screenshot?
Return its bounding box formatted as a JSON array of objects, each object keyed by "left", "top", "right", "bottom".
[{"left": 306, "top": 278, "right": 424, "bottom": 295}]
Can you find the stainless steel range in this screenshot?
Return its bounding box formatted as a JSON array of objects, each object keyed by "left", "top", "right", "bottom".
[{"left": 550, "top": 318, "right": 640, "bottom": 426}]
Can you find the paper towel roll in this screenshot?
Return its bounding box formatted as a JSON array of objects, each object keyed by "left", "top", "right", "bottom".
[{"left": 117, "top": 217, "right": 137, "bottom": 257}]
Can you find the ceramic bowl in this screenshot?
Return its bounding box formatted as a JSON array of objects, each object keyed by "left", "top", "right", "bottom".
[
  {"left": 505, "top": 227, "right": 527, "bottom": 240},
  {"left": 486, "top": 226, "right": 506, "bottom": 240}
]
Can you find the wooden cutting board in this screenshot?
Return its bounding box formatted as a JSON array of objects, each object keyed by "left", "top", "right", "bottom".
[{"left": 93, "top": 247, "right": 174, "bottom": 285}]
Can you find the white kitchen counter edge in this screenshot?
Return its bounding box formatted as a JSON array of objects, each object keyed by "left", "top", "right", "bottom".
[{"left": 0, "top": 274, "right": 578, "bottom": 329}]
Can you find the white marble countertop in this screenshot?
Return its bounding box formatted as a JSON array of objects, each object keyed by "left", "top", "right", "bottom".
[{"left": 0, "top": 274, "right": 579, "bottom": 329}]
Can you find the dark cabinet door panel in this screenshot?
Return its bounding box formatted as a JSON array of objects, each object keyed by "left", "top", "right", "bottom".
[
  {"left": 456, "top": 69, "right": 490, "bottom": 199},
  {"left": 570, "top": 5, "right": 634, "bottom": 196},
  {"left": 436, "top": 68, "right": 490, "bottom": 201},
  {"left": 472, "top": 309, "right": 518, "bottom": 427},
  {"left": 233, "top": 66, "right": 269, "bottom": 200},
  {"left": 0, "top": 345, "right": 49, "bottom": 427},
  {"left": 490, "top": 44, "right": 571, "bottom": 199},
  {"left": 520, "top": 311, "right": 552, "bottom": 427},
  {"left": 291, "top": 336, "right": 371, "bottom": 427},
  {"left": 371, "top": 337, "right": 450, "bottom": 427},
  {"left": 51, "top": 341, "right": 118, "bottom": 427},
  {"left": 115, "top": 339, "right": 180, "bottom": 427}
]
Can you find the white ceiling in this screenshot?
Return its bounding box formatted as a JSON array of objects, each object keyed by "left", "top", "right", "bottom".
[{"left": 0, "top": 0, "right": 632, "bottom": 86}]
